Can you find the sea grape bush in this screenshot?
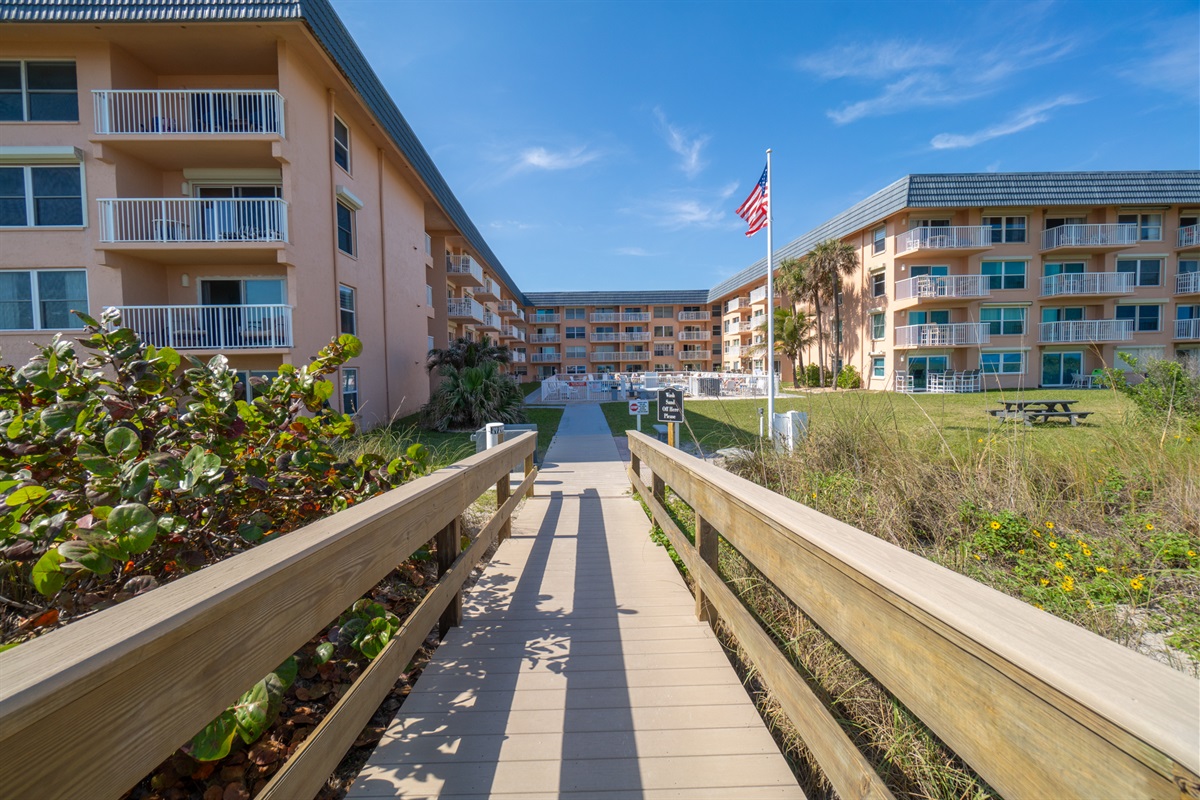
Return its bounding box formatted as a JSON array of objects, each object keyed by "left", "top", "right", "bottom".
[{"left": 0, "top": 308, "right": 430, "bottom": 611}]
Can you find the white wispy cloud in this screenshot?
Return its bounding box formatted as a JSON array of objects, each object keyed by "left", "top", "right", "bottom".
[
  {"left": 489, "top": 219, "right": 536, "bottom": 231},
  {"left": 513, "top": 145, "right": 601, "bottom": 172},
  {"left": 930, "top": 95, "right": 1084, "bottom": 150},
  {"left": 1117, "top": 20, "right": 1200, "bottom": 98},
  {"left": 800, "top": 29, "right": 1076, "bottom": 125},
  {"left": 615, "top": 246, "right": 655, "bottom": 257},
  {"left": 653, "top": 107, "right": 709, "bottom": 178}
]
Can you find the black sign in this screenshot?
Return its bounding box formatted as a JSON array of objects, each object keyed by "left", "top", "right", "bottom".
[{"left": 657, "top": 388, "right": 685, "bottom": 422}]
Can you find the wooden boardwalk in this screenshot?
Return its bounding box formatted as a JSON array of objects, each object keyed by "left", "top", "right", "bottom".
[{"left": 347, "top": 405, "right": 804, "bottom": 799}]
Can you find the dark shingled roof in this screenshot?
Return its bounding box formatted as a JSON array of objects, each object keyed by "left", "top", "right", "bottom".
[
  {"left": 708, "top": 171, "right": 1200, "bottom": 302},
  {"left": 524, "top": 290, "right": 710, "bottom": 307},
  {"left": 1, "top": 0, "right": 531, "bottom": 305}
]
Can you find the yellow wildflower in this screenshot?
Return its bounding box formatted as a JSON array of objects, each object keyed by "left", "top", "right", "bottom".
[
  {"left": 1145, "top": 523, "right": 1155, "bottom": 531},
  {"left": 1189, "top": 551, "right": 1196, "bottom": 558},
  {"left": 977, "top": 438, "right": 983, "bottom": 443},
  {"left": 1039, "top": 578, "right": 1049, "bottom": 586},
  {"left": 1045, "top": 521, "right": 1055, "bottom": 530},
  {"left": 1018, "top": 549, "right": 1025, "bottom": 555},
  {"left": 1054, "top": 560, "right": 1065, "bottom": 570},
  {"left": 1033, "top": 531, "right": 1042, "bottom": 538},
  {"left": 1081, "top": 546, "right": 1092, "bottom": 557},
  {"left": 1035, "top": 603, "right": 1044, "bottom": 609},
  {"left": 1130, "top": 575, "right": 1145, "bottom": 590},
  {"left": 1048, "top": 541, "right": 1058, "bottom": 549},
  {"left": 1061, "top": 577, "right": 1075, "bottom": 592},
  {"left": 1086, "top": 600, "right": 1094, "bottom": 609},
  {"left": 990, "top": 520, "right": 1001, "bottom": 530},
  {"left": 973, "top": 554, "right": 981, "bottom": 561},
  {"left": 1095, "top": 566, "right": 1108, "bottom": 574}
]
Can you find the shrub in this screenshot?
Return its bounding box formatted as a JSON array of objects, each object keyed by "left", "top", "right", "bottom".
[
  {"left": 422, "top": 360, "right": 526, "bottom": 431},
  {"left": 835, "top": 364, "right": 862, "bottom": 389},
  {"left": 1104, "top": 355, "right": 1200, "bottom": 429},
  {"left": 804, "top": 364, "right": 821, "bottom": 387}
]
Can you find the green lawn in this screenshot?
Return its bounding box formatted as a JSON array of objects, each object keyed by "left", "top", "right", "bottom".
[
  {"left": 522, "top": 380, "right": 543, "bottom": 400},
  {"left": 601, "top": 387, "right": 1142, "bottom": 456}
]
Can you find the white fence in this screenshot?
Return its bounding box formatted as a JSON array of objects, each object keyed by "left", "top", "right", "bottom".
[
  {"left": 540, "top": 371, "right": 780, "bottom": 402},
  {"left": 113, "top": 304, "right": 293, "bottom": 350},
  {"left": 98, "top": 198, "right": 288, "bottom": 243},
  {"left": 93, "top": 89, "right": 284, "bottom": 135},
  {"left": 895, "top": 323, "right": 990, "bottom": 348}
]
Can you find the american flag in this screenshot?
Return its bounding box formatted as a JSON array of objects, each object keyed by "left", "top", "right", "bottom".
[{"left": 736, "top": 166, "right": 768, "bottom": 236}]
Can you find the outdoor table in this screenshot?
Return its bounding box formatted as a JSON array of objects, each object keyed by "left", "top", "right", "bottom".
[{"left": 996, "top": 399, "right": 1076, "bottom": 413}]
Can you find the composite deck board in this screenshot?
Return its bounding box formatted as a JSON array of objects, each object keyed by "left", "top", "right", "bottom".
[{"left": 347, "top": 405, "right": 804, "bottom": 799}]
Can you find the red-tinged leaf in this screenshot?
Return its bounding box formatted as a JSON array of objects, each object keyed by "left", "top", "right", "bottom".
[{"left": 31, "top": 609, "right": 59, "bottom": 628}]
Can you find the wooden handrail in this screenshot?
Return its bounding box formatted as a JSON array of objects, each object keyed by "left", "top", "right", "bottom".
[
  {"left": 0, "top": 432, "right": 537, "bottom": 800},
  {"left": 626, "top": 430, "right": 1199, "bottom": 800}
]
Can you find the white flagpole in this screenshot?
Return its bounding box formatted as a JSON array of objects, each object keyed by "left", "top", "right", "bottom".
[{"left": 765, "top": 148, "right": 775, "bottom": 441}]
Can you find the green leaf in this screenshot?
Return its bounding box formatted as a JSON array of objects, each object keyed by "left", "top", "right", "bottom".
[
  {"left": 358, "top": 617, "right": 393, "bottom": 659},
  {"left": 107, "top": 503, "right": 157, "bottom": 555},
  {"left": 312, "top": 379, "right": 334, "bottom": 402},
  {"left": 273, "top": 656, "right": 298, "bottom": 691},
  {"left": 6, "top": 414, "right": 24, "bottom": 439},
  {"left": 31, "top": 548, "right": 66, "bottom": 596},
  {"left": 6, "top": 485, "right": 48, "bottom": 507},
  {"left": 337, "top": 333, "right": 363, "bottom": 358},
  {"left": 0, "top": 642, "right": 20, "bottom": 655},
  {"left": 233, "top": 681, "right": 271, "bottom": 745},
  {"left": 237, "top": 522, "right": 264, "bottom": 543},
  {"left": 155, "top": 346, "right": 181, "bottom": 371},
  {"left": 156, "top": 514, "right": 187, "bottom": 535},
  {"left": 58, "top": 540, "right": 113, "bottom": 575},
  {"left": 78, "top": 531, "right": 125, "bottom": 560},
  {"left": 104, "top": 428, "right": 141, "bottom": 461},
  {"left": 190, "top": 711, "right": 238, "bottom": 762},
  {"left": 39, "top": 402, "right": 85, "bottom": 432},
  {"left": 312, "top": 642, "right": 335, "bottom": 665},
  {"left": 120, "top": 460, "right": 152, "bottom": 498},
  {"left": 76, "top": 444, "right": 118, "bottom": 477}
]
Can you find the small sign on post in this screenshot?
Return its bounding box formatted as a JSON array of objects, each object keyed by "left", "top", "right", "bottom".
[
  {"left": 657, "top": 388, "right": 684, "bottom": 448},
  {"left": 628, "top": 399, "right": 648, "bottom": 431}
]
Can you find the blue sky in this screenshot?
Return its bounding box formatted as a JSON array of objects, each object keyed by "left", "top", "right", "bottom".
[{"left": 330, "top": 0, "right": 1200, "bottom": 293}]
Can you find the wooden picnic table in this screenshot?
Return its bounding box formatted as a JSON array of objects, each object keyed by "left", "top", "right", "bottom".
[
  {"left": 996, "top": 399, "right": 1077, "bottom": 413},
  {"left": 987, "top": 399, "right": 1092, "bottom": 426}
]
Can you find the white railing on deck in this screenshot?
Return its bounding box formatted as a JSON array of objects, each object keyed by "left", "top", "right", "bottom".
[
  {"left": 749, "top": 286, "right": 770, "bottom": 304},
  {"left": 590, "top": 312, "right": 652, "bottom": 323},
  {"left": 679, "top": 349, "right": 711, "bottom": 359},
  {"left": 93, "top": 89, "right": 285, "bottom": 136},
  {"left": 480, "top": 311, "right": 501, "bottom": 329},
  {"left": 113, "top": 304, "right": 293, "bottom": 350},
  {"left": 1179, "top": 224, "right": 1200, "bottom": 249},
  {"left": 590, "top": 332, "right": 651, "bottom": 342},
  {"left": 1038, "top": 320, "right": 1134, "bottom": 343},
  {"left": 678, "top": 330, "right": 711, "bottom": 341},
  {"left": 895, "top": 323, "right": 990, "bottom": 347},
  {"left": 532, "top": 313, "right": 561, "bottom": 324},
  {"left": 98, "top": 198, "right": 287, "bottom": 243},
  {"left": 1040, "top": 272, "right": 1135, "bottom": 296},
  {"left": 1175, "top": 319, "right": 1200, "bottom": 340},
  {"left": 529, "top": 333, "right": 560, "bottom": 343},
  {"left": 1040, "top": 224, "right": 1137, "bottom": 250},
  {"left": 895, "top": 274, "right": 992, "bottom": 300},
  {"left": 530, "top": 352, "right": 561, "bottom": 363},
  {"left": 446, "top": 255, "right": 484, "bottom": 283},
  {"left": 678, "top": 311, "right": 711, "bottom": 321},
  {"left": 1176, "top": 272, "right": 1200, "bottom": 294},
  {"left": 895, "top": 226, "right": 991, "bottom": 253},
  {"left": 447, "top": 297, "right": 484, "bottom": 322}
]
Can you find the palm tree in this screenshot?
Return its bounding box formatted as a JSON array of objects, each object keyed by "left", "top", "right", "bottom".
[
  {"left": 426, "top": 334, "right": 510, "bottom": 373},
  {"left": 803, "top": 239, "right": 859, "bottom": 388},
  {"left": 778, "top": 256, "right": 826, "bottom": 387},
  {"left": 746, "top": 306, "right": 813, "bottom": 388}
]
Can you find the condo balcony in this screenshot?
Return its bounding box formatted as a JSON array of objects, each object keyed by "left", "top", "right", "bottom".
[
  {"left": 530, "top": 313, "right": 561, "bottom": 324},
  {"left": 895, "top": 323, "right": 990, "bottom": 348},
  {"left": 97, "top": 198, "right": 288, "bottom": 264},
  {"left": 1179, "top": 224, "right": 1200, "bottom": 250},
  {"left": 1038, "top": 319, "right": 1134, "bottom": 344},
  {"left": 724, "top": 346, "right": 742, "bottom": 359},
  {"left": 1175, "top": 319, "right": 1200, "bottom": 341},
  {"left": 589, "top": 350, "right": 650, "bottom": 362},
  {"left": 113, "top": 304, "right": 292, "bottom": 351},
  {"left": 499, "top": 325, "right": 525, "bottom": 342},
  {"left": 1177, "top": 272, "right": 1200, "bottom": 296},
  {"left": 1040, "top": 272, "right": 1135, "bottom": 297},
  {"left": 679, "top": 349, "right": 712, "bottom": 360},
  {"left": 529, "top": 333, "right": 560, "bottom": 344},
  {"left": 509, "top": 352, "right": 527, "bottom": 363},
  {"left": 894, "top": 226, "right": 991, "bottom": 255},
  {"left": 653, "top": 347, "right": 676, "bottom": 358},
  {"left": 498, "top": 300, "right": 524, "bottom": 320},
  {"left": 530, "top": 352, "right": 561, "bottom": 363},
  {"left": 590, "top": 332, "right": 651, "bottom": 342},
  {"left": 590, "top": 312, "right": 652, "bottom": 323},
  {"left": 1039, "top": 224, "right": 1137, "bottom": 253},
  {"left": 678, "top": 330, "right": 712, "bottom": 341},
  {"left": 479, "top": 310, "right": 502, "bottom": 332},
  {"left": 895, "top": 275, "right": 992, "bottom": 304},
  {"left": 446, "top": 255, "right": 484, "bottom": 287},
  {"left": 447, "top": 297, "right": 484, "bottom": 323},
  {"left": 473, "top": 277, "right": 500, "bottom": 302},
  {"left": 724, "top": 296, "right": 752, "bottom": 313},
  {"left": 677, "top": 310, "right": 711, "bottom": 322}
]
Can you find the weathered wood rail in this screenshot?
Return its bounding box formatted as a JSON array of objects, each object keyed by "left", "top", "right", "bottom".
[
  {"left": 626, "top": 430, "right": 1200, "bottom": 800},
  {"left": 0, "top": 431, "right": 537, "bottom": 800}
]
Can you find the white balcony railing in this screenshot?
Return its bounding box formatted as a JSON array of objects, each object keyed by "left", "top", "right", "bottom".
[
  {"left": 1177, "top": 272, "right": 1200, "bottom": 294},
  {"left": 447, "top": 297, "right": 484, "bottom": 322},
  {"left": 446, "top": 255, "right": 484, "bottom": 283},
  {"left": 895, "top": 274, "right": 992, "bottom": 301},
  {"left": 895, "top": 323, "right": 990, "bottom": 348},
  {"left": 1175, "top": 319, "right": 1200, "bottom": 340},
  {"left": 749, "top": 286, "right": 770, "bottom": 304},
  {"left": 480, "top": 311, "right": 501, "bottom": 330},
  {"left": 895, "top": 226, "right": 991, "bottom": 253},
  {"left": 1180, "top": 224, "right": 1200, "bottom": 249},
  {"left": 677, "top": 330, "right": 711, "bottom": 341},
  {"left": 590, "top": 312, "right": 652, "bottom": 323},
  {"left": 724, "top": 346, "right": 742, "bottom": 359},
  {"left": 113, "top": 304, "right": 292, "bottom": 350},
  {"left": 530, "top": 352, "right": 561, "bottom": 363},
  {"left": 678, "top": 311, "right": 711, "bottom": 322},
  {"left": 1040, "top": 272, "right": 1135, "bottom": 297},
  {"left": 725, "top": 297, "right": 751, "bottom": 313},
  {"left": 680, "top": 350, "right": 712, "bottom": 360},
  {"left": 653, "top": 347, "right": 676, "bottom": 357},
  {"left": 531, "top": 313, "right": 561, "bottom": 324},
  {"left": 589, "top": 350, "right": 649, "bottom": 362},
  {"left": 590, "top": 332, "right": 651, "bottom": 342},
  {"left": 510, "top": 352, "right": 527, "bottom": 363},
  {"left": 98, "top": 198, "right": 288, "bottom": 243},
  {"left": 93, "top": 89, "right": 285, "bottom": 136},
  {"left": 475, "top": 277, "right": 500, "bottom": 299},
  {"left": 498, "top": 300, "right": 524, "bottom": 320},
  {"left": 1040, "top": 224, "right": 1138, "bottom": 250},
  {"left": 529, "top": 333, "right": 560, "bottom": 343},
  {"left": 1038, "top": 320, "right": 1134, "bottom": 343}
]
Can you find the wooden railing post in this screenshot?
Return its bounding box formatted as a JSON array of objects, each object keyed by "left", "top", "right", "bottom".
[
  {"left": 695, "top": 514, "right": 717, "bottom": 623},
  {"left": 435, "top": 516, "right": 462, "bottom": 638},
  {"left": 652, "top": 471, "right": 665, "bottom": 505},
  {"left": 524, "top": 452, "right": 535, "bottom": 499},
  {"left": 497, "top": 469, "right": 512, "bottom": 542}
]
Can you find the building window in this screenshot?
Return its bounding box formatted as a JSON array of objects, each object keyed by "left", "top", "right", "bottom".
[
  {"left": 871, "top": 356, "right": 885, "bottom": 378},
  {"left": 0, "top": 269, "right": 87, "bottom": 330},
  {"left": 980, "top": 352, "right": 1024, "bottom": 374},
  {"left": 338, "top": 284, "right": 356, "bottom": 335},
  {"left": 871, "top": 313, "right": 885, "bottom": 340},
  {"left": 980, "top": 306, "right": 1026, "bottom": 336},
  {"left": 333, "top": 116, "right": 351, "bottom": 173},
  {"left": 1118, "top": 213, "right": 1162, "bottom": 241},
  {"left": 1180, "top": 259, "right": 1199, "bottom": 275},
  {"left": 872, "top": 225, "right": 886, "bottom": 255},
  {"left": 871, "top": 271, "right": 886, "bottom": 297},
  {"left": 983, "top": 216, "right": 1026, "bottom": 243},
  {"left": 341, "top": 368, "right": 359, "bottom": 414},
  {"left": 565, "top": 326, "right": 585, "bottom": 339},
  {"left": 0, "top": 165, "right": 83, "bottom": 227},
  {"left": 1116, "top": 258, "right": 1162, "bottom": 287},
  {"left": 1044, "top": 262, "right": 1085, "bottom": 276},
  {"left": 565, "top": 307, "right": 586, "bottom": 320},
  {"left": 1115, "top": 304, "right": 1161, "bottom": 332},
  {"left": 981, "top": 260, "right": 1026, "bottom": 290},
  {"left": 566, "top": 365, "right": 586, "bottom": 375},
  {"left": 654, "top": 306, "right": 673, "bottom": 318},
  {"left": 0, "top": 61, "right": 78, "bottom": 122},
  {"left": 336, "top": 201, "right": 355, "bottom": 255},
  {"left": 653, "top": 325, "right": 674, "bottom": 338},
  {"left": 565, "top": 345, "right": 586, "bottom": 359}
]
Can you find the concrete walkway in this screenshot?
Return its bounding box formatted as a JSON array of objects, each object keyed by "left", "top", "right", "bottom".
[{"left": 347, "top": 404, "right": 804, "bottom": 799}]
